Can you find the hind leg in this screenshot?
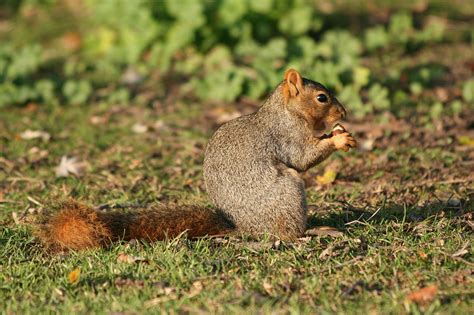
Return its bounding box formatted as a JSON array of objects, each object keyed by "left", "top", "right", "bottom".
[{"left": 238, "top": 172, "right": 307, "bottom": 240}]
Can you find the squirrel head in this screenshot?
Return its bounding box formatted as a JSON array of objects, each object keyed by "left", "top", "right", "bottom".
[{"left": 282, "top": 69, "right": 346, "bottom": 132}]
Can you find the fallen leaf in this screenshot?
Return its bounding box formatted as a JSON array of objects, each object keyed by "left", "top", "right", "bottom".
[
  {"left": 143, "top": 282, "right": 177, "bottom": 307},
  {"left": 20, "top": 130, "right": 50, "bottom": 141},
  {"left": 359, "top": 138, "right": 375, "bottom": 151},
  {"left": 458, "top": 135, "right": 474, "bottom": 147},
  {"left": 121, "top": 67, "right": 143, "bottom": 85},
  {"left": 24, "top": 102, "right": 39, "bottom": 112},
  {"left": 451, "top": 242, "right": 469, "bottom": 257},
  {"left": 144, "top": 293, "right": 178, "bottom": 307},
  {"left": 306, "top": 226, "right": 343, "bottom": 237},
  {"left": 68, "top": 268, "right": 81, "bottom": 284},
  {"left": 11, "top": 212, "right": 19, "bottom": 224},
  {"left": 153, "top": 282, "right": 175, "bottom": 296},
  {"left": 273, "top": 239, "right": 281, "bottom": 249},
  {"left": 27, "top": 147, "right": 49, "bottom": 163},
  {"left": 418, "top": 251, "right": 428, "bottom": 260},
  {"left": 61, "top": 31, "right": 81, "bottom": 51},
  {"left": 298, "top": 236, "right": 312, "bottom": 243},
  {"left": 132, "top": 123, "right": 148, "bottom": 134},
  {"left": 153, "top": 120, "right": 167, "bottom": 131},
  {"left": 406, "top": 285, "right": 438, "bottom": 305},
  {"left": 241, "top": 241, "right": 273, "bottom": 251},
  {"left": 187, "top": 281, "right": 203, "bottom": 298},
  {"left": 115, "top": 277, "right": 145, "bottom": 288},
  {"left": 90, "top": 115, "right": 108, "bottom": 125},
  {"left": 53, "top": 288, "right": 64, "bottom": 296},
  {"left": 55, "top": 156, "right": 85, "bottom": 177},
  {"left": 116, "top": 252, "right": 149, "bottom": 264},
  {"left": 263, "top": 280, "right": 273, "bottom": 295},
  {"left": 319, "top": 246, "right": 333, "bottom": 259},
  {"left": 316, "top": 169, "right": 337, "bottom": 186}
]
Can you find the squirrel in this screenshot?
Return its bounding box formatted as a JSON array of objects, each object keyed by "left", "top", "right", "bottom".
[{"left": 37, "top": 69, "right": 356, "bottom": 251}]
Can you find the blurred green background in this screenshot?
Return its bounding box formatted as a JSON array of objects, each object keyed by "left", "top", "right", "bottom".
[{"left": 0, "top": 0, "right": 472, "bottom": 119}]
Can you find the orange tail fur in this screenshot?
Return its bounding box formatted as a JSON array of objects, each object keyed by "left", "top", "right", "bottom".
[{"left": 37, "top": 200, "right": 235, "bottom": 251}]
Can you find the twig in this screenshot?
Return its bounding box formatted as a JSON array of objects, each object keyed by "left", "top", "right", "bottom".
[
  {"left": 440, "top": 251, "right": 474, "bottom": 267},
  {"left": 318, "top": 256, "right": 364, "bottom": 273},
  {"left": 403, "top": 176, "right": 474, "bottom": 189},
  {"left": 366, "top": 197, "right": 386, "bottom": 221},
  {"left": 27, "top": 196, "right": 43, "bottom": 207},
  {"left": 345, "top": 197, "right": 386, "bottom": 226},
  {"left": 345, "top": 213, "right": 366, "bottom": 226},
  {"left": 95, "top": 202, "right": 150, "bottom": 211},
  {"left": 336, "top": 200, "right": 371, "bottom": 215}
]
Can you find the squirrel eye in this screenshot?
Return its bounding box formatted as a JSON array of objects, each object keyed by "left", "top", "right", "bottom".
[{"left": 316, "top": 94, "right": 328, "bottom": 103}]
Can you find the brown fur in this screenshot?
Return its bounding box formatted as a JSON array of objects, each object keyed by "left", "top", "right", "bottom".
[
  {"left": 37, "top": 69, "right": 355, "bottom": 251},
  {"left": 204, "top": 69, "right": 354, "bottom": 239},
  {"left": 37, "top": 200, "right": 235, "bottom": 251}
]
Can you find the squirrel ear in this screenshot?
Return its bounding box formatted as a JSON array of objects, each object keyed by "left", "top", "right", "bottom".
[{"left": 284, "top": 69, "right": 303, "bottom": 98}]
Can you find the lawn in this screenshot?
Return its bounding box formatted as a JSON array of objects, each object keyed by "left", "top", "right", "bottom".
[{"left": 0, "top": 1, "right": 473, "bottom": 314}]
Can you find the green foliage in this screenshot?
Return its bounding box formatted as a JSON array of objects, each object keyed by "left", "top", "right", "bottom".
[
  {"left": 462, "top": 79, "right": 474, "bottom": 103},
  {"left": 368, "top": 84, "right": 390, "bottom": 111},
  {"left": 0, "top": 0, "right": 464, "bottom": 119},
  {"left": 63, "top": 80, "right": 92, "bottom": 105}
]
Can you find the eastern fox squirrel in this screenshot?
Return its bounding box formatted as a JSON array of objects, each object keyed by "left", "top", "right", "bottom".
[{"left": 37, "top": 69, "right": 356, "bottom": 251}]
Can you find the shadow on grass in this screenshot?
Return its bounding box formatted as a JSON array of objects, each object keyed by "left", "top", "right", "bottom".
[{"left": 307, "top": 198, "right": 471, "bottom": 230}]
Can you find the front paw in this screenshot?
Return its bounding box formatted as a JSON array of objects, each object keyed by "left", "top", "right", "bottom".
[{"left": 332, "top": 132, "right": 357, "bottom": 152}]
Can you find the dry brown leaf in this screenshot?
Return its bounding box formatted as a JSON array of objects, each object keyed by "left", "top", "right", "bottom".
[
  {"left": 27, "top": 147, "right": 49, "bottom": 163},
  {"left": 11, "top": 212, "right": 19, "bottom": 225},
  {"left": 20, "top": 130, "right": 50, "bottom": 141},
  {"left": 144, "top": 293, "right": 178, "bottom": 308},
  {"left": 319, "top": 246, "right": 333, "bottom": 259},
  {"left": 68, "top": 268, "right": 81, "bottom": 284},
  {"left": 115, "top": 277, "right": 145, "bottom": 288},
  {"left": 306, "top": 226, "right": 343, "bottom": 237},
  {"left": 406, "top": 285, "right": 438, "bottom": 305},
  {"left": 451, "top": 242, "right": 469, "bottom": 258},
  {"left": 298, "top": 236, "right": 312, "bottom": 243},
  {"left": 116, "top": 252, "right": 149, "bottom": 264},
  {"left": 90, "top": 115, "right": 108, "bottom": 125},
  {"left": 144, "top": 284, "right": 178, "bottom": 308},
  {"left": 61, "top": 31, "right": 81, "bottom": 51},
  {"left": 154, "top": 283, "right": 175, "bottom": 296},
  {"left": 187, "top": 281, "right": 203, "bottom": 298},
  {"left": 121, "top": 67, "right": 143, "bottom": 85},
  {"left": 263, "top": 280, "right": 273, "bottom": 295},
  {"left": 55, "top": 156, "right": 86, "bottom": 177},
  {"left": 132, "top": 123, "right": 148, "bottom": 134},
  {"left": 359, "top": 138, "right": 375, "bottom": 151},
  {"left": 418, "top": 251, "right": 428, "bottom": 260}
]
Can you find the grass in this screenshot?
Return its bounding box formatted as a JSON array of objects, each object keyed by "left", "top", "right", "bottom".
[
  {"left": 0, "top": 99, "right": 472, "bottom": 314},
  {"left": 0, "top": 2, "right": 473, "bottom": 313}
]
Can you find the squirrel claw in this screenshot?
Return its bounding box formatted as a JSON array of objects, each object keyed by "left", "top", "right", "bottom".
[
  {"left": 332, "top": 132, "right": 356, "bottom": 151},
  {"left": 330, "top": 123, "right": 356, "bottom": 151}
]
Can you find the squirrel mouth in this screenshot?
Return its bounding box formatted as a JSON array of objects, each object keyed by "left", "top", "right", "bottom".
[{"left": 318, "top": 120, "right": 346, "bottom": 139}]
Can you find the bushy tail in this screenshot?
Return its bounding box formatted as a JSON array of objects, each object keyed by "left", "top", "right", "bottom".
[{"left": 36, "top": 200, "right": 235, "bottom": 251}]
